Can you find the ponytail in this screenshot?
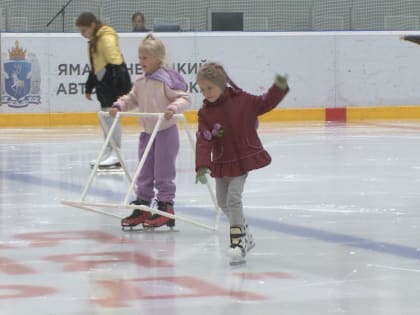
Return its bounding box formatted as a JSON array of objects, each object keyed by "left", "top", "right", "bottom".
[{"left": 76, "top": 12, "right": 103, "bottom": 53}]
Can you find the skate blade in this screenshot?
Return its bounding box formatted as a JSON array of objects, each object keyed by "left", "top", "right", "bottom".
[
  {"left": 122, "top": 226, "right": 179, "bottom": 233},
  {"left": 97, "top": 169, "right": 124, "bottom": 174},
  {"left": 91, "top": 162, "right": 122, "bottom": 169},
  {"left": 94, "top": 166, "right": 124, "bottom": 174},
  {"left": 229, "top": 259, "right": 246, "bottom": 266}
]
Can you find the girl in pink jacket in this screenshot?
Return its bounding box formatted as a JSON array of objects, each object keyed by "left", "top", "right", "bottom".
[
  {"left": 195, "top": 62, "right": 289, "bottom": 264},
  {"left": 110, "top": 34, "right": 190, "bottom": 229}
]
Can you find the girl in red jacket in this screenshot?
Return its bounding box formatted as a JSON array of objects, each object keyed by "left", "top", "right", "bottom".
[{"left": 195, "top": 62, "right": 289, "bottom": 264}]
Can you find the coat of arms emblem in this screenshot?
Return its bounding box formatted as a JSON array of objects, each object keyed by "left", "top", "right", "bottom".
[{"left": 1, "top": 41, "right": 41, "bottom": 108}]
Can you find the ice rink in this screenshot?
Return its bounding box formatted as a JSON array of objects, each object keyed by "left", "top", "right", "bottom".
[{"left": 1, "top": 121, "right": 420, "bottom": 315}]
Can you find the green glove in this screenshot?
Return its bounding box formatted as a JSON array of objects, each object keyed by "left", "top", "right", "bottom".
[
  {"left": 195, "top": 167, "right": 210, "bottom": 184},
  {"left": 275, "top": 73, "right": 288, "bottom": 91},
  {"left": 213, "top": 128, "right": 224, "bottom": 138}
]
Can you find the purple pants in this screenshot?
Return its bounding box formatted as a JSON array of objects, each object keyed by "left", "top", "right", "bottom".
[{"left": 136, "top": 125, "right": 179, "bottom": 203}]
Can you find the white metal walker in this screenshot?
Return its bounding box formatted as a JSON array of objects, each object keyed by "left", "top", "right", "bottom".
[{"left": 61, "top": 111, "right": 222, "bottom": 231}]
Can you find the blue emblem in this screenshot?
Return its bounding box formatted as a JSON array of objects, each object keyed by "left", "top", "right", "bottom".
[
  {"left": 1, "top": 41, "right": 41, "bottom": 108},
  {"left": 4, "top": 60, "right": 31, "bottom": 100}
]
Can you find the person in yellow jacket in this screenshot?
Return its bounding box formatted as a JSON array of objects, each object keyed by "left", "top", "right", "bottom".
[{"left": 76, "top": 12, "right": 132, "bottom": 168}]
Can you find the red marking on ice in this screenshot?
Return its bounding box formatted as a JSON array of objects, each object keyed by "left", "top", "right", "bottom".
[
  {"left": 0, "top": 244, "right": 17, "bottom": 250},
  {"left": 0, "top": 285, "right": 57, "bottom": 299},
  {"left": 234, "top": 271, "right": 294, "bottom": 280},
  {"left": 0, "top": 257, "right": 37, "bottom": 275},
  {"left": 15, "top": 230, "right": 128, "bottom": 247},
  {"left": 45, "top": 251, "right": 172, "bottom": 272},
  {"left": 92, "top": 276, "right": 266, "bottom": 307}
]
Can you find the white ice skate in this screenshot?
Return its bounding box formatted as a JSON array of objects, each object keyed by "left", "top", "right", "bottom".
[
  {"left": 90, "top": 154, "right": 122, "bottom": 174},
  {"left": 99, "top": 153, "right": 119, "bottom": 167},
  {"left": 244, "top": 222, "right": 256, "bottom": 253},
  {"left": 90, "top": 154, "right": 108, "bottom": 167},
  {"left": 228, "top": 226, "right": 248, "bottom": 265},
  {"left": 92, "top": 153, "right": 121, "bottom": 172},
  {"left": 90, "top": 147, "right": 111, "bottom": 167}
]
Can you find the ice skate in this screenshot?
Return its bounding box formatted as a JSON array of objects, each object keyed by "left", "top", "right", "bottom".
[
  {"left": 90, "top": 158, "right": 100, "bottom": 167},
  {"left": 143, "top": 201, "right": 175, "bottom": 230},
  {"left": 121, "top": 199, "right": 151, "bottom": 231},
  {"left": 90, "top": 151, "right": 109, "bottom": 167},
  {"left": 228, "top": 226, "right": 248, "bottom": 265},
  {"left": 90, "top": 144, "right": 111, "bottom": 167},
  {"left": 244, "top": 222, "right": 256, "bottom": 252},
  {"left": 96, "top": 153, "right": 122, "bottom": 171}
]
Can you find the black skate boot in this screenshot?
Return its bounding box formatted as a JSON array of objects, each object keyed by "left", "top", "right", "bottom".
[
  {"left": 121, "top": 198, "right": 151, "bottom": 230},
  {"left": 143, "top": 201, "right": 175, "bottom": 229}
]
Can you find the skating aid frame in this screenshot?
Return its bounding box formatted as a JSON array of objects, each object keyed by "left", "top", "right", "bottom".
[{"left": 61, "top": 111, "right": 222, "bottom": 231}]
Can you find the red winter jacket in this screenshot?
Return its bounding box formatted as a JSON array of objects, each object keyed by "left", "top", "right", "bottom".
[{"left": 195, "top": 84, "right": 289, "bottom": 178}]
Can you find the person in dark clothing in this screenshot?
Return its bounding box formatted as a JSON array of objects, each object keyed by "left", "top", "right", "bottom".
[
  {"left": 132, "top": 12, "right": 150, "bottom": 32},
  {"left": 76, "top": 12, "right": 132, "bottom": 168}
]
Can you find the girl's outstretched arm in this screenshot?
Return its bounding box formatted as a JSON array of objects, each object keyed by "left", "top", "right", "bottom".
[{"left": 251, "top": 74, "right": 290, "bottom": 116}]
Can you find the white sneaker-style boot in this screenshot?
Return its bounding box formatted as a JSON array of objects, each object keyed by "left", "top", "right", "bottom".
[
  {"left": 90, "top": 146, "right": 111, "bottom": 167},
  {"left": 91, "top": 113, "right": 122, "bottom": 167},
  {"left": 228, "top": 226, "right": 247, "bottom": 265},
  {"left": 98, "top": 152, "right": 120, "bottom": 168}
]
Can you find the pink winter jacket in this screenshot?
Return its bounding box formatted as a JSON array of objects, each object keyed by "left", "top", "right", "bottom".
[{"left": 113, "top": 68, "right": 191, "bottom": 133}]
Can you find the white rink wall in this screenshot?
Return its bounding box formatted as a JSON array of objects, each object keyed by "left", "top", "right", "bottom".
[{"left": 1, "top": 31, "right": 420, "bottom": 113}]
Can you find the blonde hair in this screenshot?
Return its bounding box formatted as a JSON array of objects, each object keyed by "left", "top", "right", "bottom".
[
  {"left": 139, "top": 34, "right": 166, "bottom": 64},
  {"left": 196, "top": 62, "right": 239, "bottom": 90}
]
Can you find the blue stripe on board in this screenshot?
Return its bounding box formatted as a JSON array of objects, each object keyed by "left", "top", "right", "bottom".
[{"left": 2, "top": 170, "right": 419, "bottom": 261}]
